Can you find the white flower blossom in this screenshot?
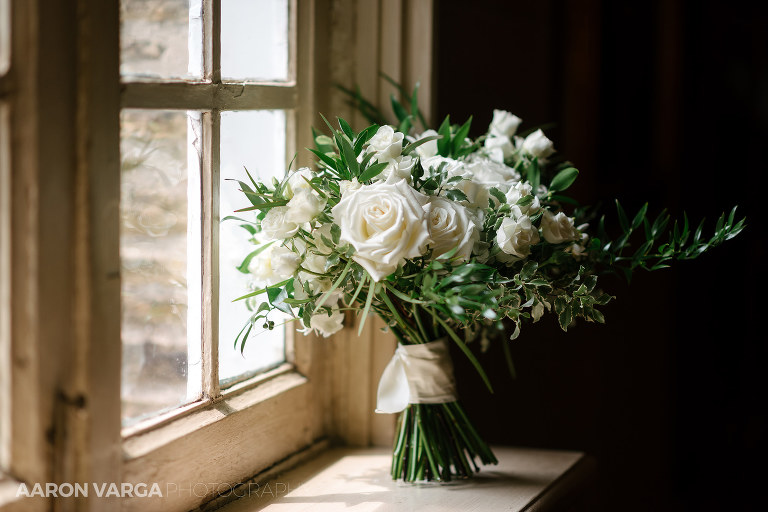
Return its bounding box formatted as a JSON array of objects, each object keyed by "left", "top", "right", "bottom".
[
  {"left": 379, "top": 155, "right": 417, "bottom": 184},
  {"left": 367, "top": 125, "right": 404, "bottom": 163},
  {"left": 340, "top": 178, "right": 362, "bottom": 196},
  {"left": 306, "top": 307, "right": 345, "bottom": 337},
  {"left": 541, "top": 210, "right": 579, "bottom": 244},
  {"left": 484, "top": 135, "right": 515, "bottom": 162},
  {"left": 249, "top": 244, "right": 300, "bottom": 285},
  {"left": 505, "top": 181, "right": 541, "bottom": 216},
  {"left": 425, "top": 197, "right": 479, "bottom": 261},
  {"left": 260, "top": 206, "right": 299, "bottom": 240},
  {"left": 495, "top": 206, "right": 540, "bottom": 261},
  {"left": 331, "top": 179, "right": 431, "bottom": 281},
  {"left": 521, "top": 129, "right": 555, "bottom": 159},
  {"left": 285, "top": 189, "right": 325, "bottom": 224},
  {"left": 412, "top": 129, "right": 439, "bottom": 158},
  {"left": 284, "top": 167, "right": 314, "bottom": 199},
  {"left": 489, "top": 109, "right": 522, "bottom": 138}
]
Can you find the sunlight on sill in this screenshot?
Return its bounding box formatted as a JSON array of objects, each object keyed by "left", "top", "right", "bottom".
[{"left": 216, "top": 446, "right": 595, "bottom": 512}]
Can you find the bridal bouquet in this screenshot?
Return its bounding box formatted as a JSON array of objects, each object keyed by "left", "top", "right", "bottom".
[{"left": 227, "top": 91, "right": 744, "bottom": 482}]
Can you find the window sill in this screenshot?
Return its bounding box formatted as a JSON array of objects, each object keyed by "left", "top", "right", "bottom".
[{"left": 213, "top": 446, "right": 596, "bottom": 512}]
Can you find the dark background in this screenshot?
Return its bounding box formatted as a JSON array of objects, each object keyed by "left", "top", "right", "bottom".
[{"left": 435, "top": 1, "right": 766, "bottom": 510}]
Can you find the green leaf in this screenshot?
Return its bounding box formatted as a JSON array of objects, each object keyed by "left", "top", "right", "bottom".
[
  {"left": 515, "top": 195, "right": 534, "bottom": 207},
  {"left": 489, "top": 187, "right": 507, "bottom": 204},
  {"left": 550, "top": 194, "right": 580, "bottom": 206},
  {"left": 307, "top": 148, "right": 340, "bottom": 174},
  {"left": 558, "top": 303, "right": 572, "bottom": 331},
  {"left": 549, "top": 167, "right": 579, "bottom": 193},
  {"left": 632, "top": 203, "right": 648, "bottom": 230},
  {"left": 445, "top": 189, "right": 469, "bottom": 202},
  {"left": 358, "top": 282, "right": 379, "bottom": 336},
  {"left": 338, "top": 135, "right": 359, "bottom": 176},
  {"left": 353, "top": 124, "right": 379, "bottom": 155},
  {"left": 520, "top": 260, "right": 538, "bottom": 281},
  {"left": 437, "top": 116, "right": 451, "bottom": 156},
  {"left": 232, "top": 278, "right": 291, "bottom": 302},
  {"left": 390, "top": 94, "right": 410, "bottom": 123},
  {"left": 222, "top": 215, "right": 257, "bottom": 225},
  {"left": 402, "top": 135, "right": 442, "bottom": 156},
  {"left": 528, "top": 158, "right": 541, "bottom": 194},
  {"left": 451, "top": 116, "right": 472, "bottom": 156},
  {"left": 338, "top": 117, "right": 355, "bottom": 141},
  {"left": 235, "top": 241, "right": 275, "bottom": 274},
  {"left": 234, "top": 199, "right": 289, "bottom": 213},
  {"left": 313, "top": 259, "right": 353, "bottom": 313},
  {"left": 358, "top": 161, "right": 389, "bottom": 182},
  {"left": 616, "top": 200, "right": 630, "bottom": 232},
  {"left": 434, "top": 315, "right": 494, "bottom": 393},
  {"left": 330, "top": 223, "right": 341, "bottom": 244},
  {"left": 348, "top": 274, "right": 367, "bottom": 306}
]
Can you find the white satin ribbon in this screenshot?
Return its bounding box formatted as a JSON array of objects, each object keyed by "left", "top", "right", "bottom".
[{"left": 375, "top": 338, "right": 457, "bottom": 414}]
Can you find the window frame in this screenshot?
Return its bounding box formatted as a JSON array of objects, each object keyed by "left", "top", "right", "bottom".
[
  {"left": 118, "top": 2, "right": 335, "bottom": 510},
  {"left": 118, "top": 0, "right": 307, "bottom": 432},
  {"left": 0, "top": 1, "right": 434, "bottom": 511}
]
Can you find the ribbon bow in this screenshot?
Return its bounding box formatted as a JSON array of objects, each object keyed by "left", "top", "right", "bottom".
[{"left": 375, "top": 338, "right": 458, "bottom": 414}]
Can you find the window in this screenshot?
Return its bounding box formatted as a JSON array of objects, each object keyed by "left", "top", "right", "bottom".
[
  {"left": 0, "top": 1, "right": 434, "bottom": 510},
  {"left": 118, "top": 1, "right": 332, "bottom": 509},
  {"left": 120, "top": 0, "right": 298, "bottom": 427}
]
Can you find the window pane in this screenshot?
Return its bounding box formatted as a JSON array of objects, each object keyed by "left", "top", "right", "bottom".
[
  {"left": 221, "top": 0, "right": 289, "bottom": 81},
  {"left": 0, "top": 102, "right": 10, "bottom": 470},
  {"left": 120, "top": 109, "right": 202, "bottom": 425},
  {"left": 120, "top": 0, "right": 203, "bottom": 78},
  {"left": 219, "top": 110, "right": 287, "bottom": 384},
  {"left": 0, "top": 0, "right": 9, "bottom": 76}
]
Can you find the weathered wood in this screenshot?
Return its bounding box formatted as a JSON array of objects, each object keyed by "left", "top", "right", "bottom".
[
  {"left": 122, "top": 373, "right": 326, "bottom": 512},
  {"left": 201, "top": 110, "right": 221, "bottom": 399},
  {"left": 121, "top": 82, "right": 299, "bottom": 111}
]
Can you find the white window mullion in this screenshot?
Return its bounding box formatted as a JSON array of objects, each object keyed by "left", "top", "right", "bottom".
[
  {"left": 187, "top": 111, "right": 205, "bottom": 402},
  {"left": 204, "top": 0, "right": 221, "bottom": 83},
  {"left": 201, "top": 110, "right": 221, "bottom": 399}
]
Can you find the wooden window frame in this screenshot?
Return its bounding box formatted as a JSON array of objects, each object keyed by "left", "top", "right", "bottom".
[
  {"left": 118, "top": 2, "right": 337, "bottom": 511},
  {"left": 0, "top": 1, "right": 434, "bottom": 511}
]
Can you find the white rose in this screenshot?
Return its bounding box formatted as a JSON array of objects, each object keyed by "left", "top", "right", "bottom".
[
  {"left": 380, "top": 155, "right": 417, "bottom": 184},
  {"left": 461, "top": 157, "right": 520, "bottom": 208},
  {"left": 285, "top": 189, "right": 325, "bottom": 224},
  {"left": 413, "top": 129, "right": 439, "bottom": 158},
  {"left": 303, "top": 251, "right": 328, "bottom": 274},
  {"left": 505, "top": 181, "right": 541, "bottom": 216},
  {"left": 489, "top": 109, "right": 522, "bottom": 138},
  {"left": 495, "top": 208, "right": 540, "bottom": 261},
  {"left": 541, "top": 210, "right": 579, "bottom": 244},
  {"left": 425, "top": 197, "right": 480, "bottom": 261},
  {"left": 521, "top": 129, "right": 555, "bottom": 159},
  {"left": 307, "top": 307, "right": 345, "bottom": 337},
  {"left": 368, "top": 125, "right": 404, "bottom": 163},
  {"left": 261, "top": 206, "right": 299, "bottom": 240},
  {"left": 249, "top": 244, "right": 300, "bottom": 285},
  {"left": 484, "top": 135, "right": 515, "bottom": 162},
  {"left": 270, "top": 245, "right": 301, "bottom": 277},
  {"left": 340, "top": 178, "right": 362, "bottom": 196},
  {"left": 284, "top": 167, "right": 314, "bottom": 198},
  {"left": 331, "top": 180, "right": 431, "bottom": 281}
]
